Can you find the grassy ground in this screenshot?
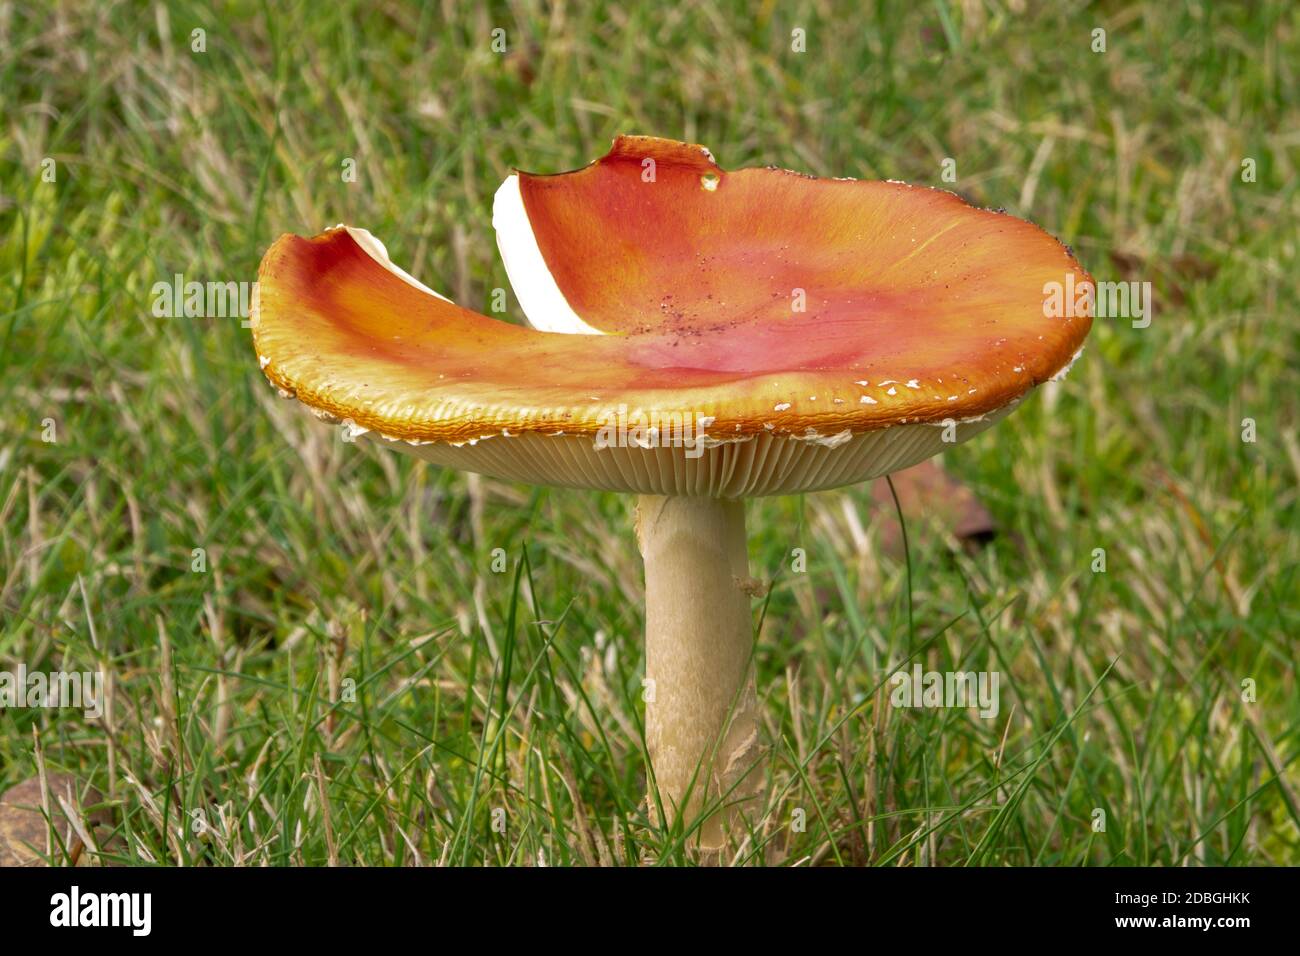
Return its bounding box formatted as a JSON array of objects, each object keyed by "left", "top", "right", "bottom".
[{"left": 1, "top": 0, "right": 1297, "bottom": 866}]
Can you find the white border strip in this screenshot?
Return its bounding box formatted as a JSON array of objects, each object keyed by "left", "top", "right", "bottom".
[
  {"left": 339, "top": 225, "right": 451, "bottom": 302},
  {"left": 491, "top": 175, "right": 601, "bottom": 335}
]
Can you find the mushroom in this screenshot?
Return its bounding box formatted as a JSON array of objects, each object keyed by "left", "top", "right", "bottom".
[{"left": 250, "top": 136, "right": 1092, "bottom": 854}]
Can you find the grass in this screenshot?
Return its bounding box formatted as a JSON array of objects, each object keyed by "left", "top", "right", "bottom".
[{"left": 1, "top": 0, "right": 1297, "bottom": 866}]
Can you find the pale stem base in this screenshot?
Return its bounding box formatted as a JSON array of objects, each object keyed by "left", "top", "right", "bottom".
[{"left": 636, "top": 494, "right": 762, "bottom": 852}]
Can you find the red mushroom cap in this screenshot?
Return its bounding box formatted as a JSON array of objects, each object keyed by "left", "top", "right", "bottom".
[{"left": 251, "top": 136, "right": 1091, "bottom": 495}]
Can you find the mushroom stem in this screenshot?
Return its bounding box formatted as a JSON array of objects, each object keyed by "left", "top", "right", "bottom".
[{"left": 636, "top": 494, "right": 762, "bottom": 852}]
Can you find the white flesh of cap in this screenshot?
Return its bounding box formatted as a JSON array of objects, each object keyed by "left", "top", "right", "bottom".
[
  {"left": 491, "top": 174, "right": 603, "bottom": 335},
  {"left": 339, "top": 225, "right": 452, "bottom": 302}
]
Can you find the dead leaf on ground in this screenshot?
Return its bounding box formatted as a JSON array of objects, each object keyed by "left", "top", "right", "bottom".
[
  {"left": 0, "top": 773, "right": 115, "bottom": 867},
  {"left": 870, "top": 460, "right": 997, "bottom": 559},
  {"left": 1108, "top": 249, "right": 1219, "bottom": 307}
]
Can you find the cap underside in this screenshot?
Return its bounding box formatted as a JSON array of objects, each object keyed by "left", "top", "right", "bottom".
[{"left": 314, "top": 403, "right": 1012, "bottom": 497}]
